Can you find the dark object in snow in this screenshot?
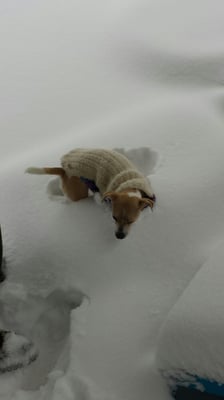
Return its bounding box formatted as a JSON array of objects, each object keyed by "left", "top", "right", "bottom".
[
  {"left": 174, "top": 386, "right": 223, "bottom": 399},
  {"left": 0, "top": 226, "right": 6, "bottom": 282},
  {"left": 0, "top": 331, "right": 38, "bottom": 373},
  {"left": 170, "top": 374, "right": 224, "bottom": 399}
]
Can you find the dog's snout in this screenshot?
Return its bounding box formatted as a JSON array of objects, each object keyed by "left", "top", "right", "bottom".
[{"left": 115, "top": 231, "right": 126, "bottom": 239}]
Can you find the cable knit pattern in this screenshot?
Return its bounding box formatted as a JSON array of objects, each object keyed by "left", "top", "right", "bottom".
[{"left": 61, "top": 149, "right": 154, "bottom": 198}]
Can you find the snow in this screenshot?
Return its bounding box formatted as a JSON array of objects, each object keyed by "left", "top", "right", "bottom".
[
  {"left": 156, "top": 240, "right": 224, "bottom": 386},
  {"left": 0, "top": 331, "right": 37, "bottom": 373},
  {"left": 0, "top": 0, "right": 224, "bottom": 399}
]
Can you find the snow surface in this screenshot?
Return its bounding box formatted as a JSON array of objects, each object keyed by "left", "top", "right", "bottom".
[
  {"left": 156, "top": 240, "right": 224, "bottom": 386},
  {"left": 1, "top": 0, "right": 224, "bottom": 399},
  {"left": 0, "top": 330, "right": 38, "bottom": 374}
]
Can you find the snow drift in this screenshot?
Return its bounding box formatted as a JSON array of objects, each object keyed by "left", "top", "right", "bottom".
[{"left": 1, "top": 0, "right": 224, "bottom": 399}]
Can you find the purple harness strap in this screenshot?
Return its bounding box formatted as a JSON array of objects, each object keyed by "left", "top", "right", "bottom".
[{"left": 80, "top": 176, "right": 100, "bottom": 193}]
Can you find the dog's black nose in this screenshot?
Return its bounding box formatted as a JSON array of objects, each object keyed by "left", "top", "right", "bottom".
[{"left": 115, "top": 231, "right": 126, "bottom": 239}]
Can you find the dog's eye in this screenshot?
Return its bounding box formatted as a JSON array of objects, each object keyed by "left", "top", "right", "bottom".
[
  {"left": 127, "top": 221, "right": 134, "bottom": 225},
  {"left": 113, "top": 216, "right": 117, "bottom": 222}
]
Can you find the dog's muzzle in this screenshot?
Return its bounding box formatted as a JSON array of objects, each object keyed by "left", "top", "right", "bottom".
[{"left": 115, "top": 230, "right": 126, "bottom": 239}]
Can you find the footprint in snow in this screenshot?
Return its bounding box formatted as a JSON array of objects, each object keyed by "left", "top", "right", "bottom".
[{"left": 0, "top": 282, "right": 87, "bottom": 390}]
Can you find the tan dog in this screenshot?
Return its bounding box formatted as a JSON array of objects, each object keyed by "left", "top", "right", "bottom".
[{"left": 26, "top": 149, "right": 156, "bottom": 239}]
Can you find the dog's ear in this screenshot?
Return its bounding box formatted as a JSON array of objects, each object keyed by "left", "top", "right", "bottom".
[
  {"left": 139, "top": 198, "right": 154, "bottom": 210},
  {"left": 102, "top": 192, "right": 118, "bottom": 203}
]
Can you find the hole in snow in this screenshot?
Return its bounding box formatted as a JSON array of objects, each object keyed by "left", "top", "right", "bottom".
[
  {"left": 0, "top": 283, "right": 87, "bottom": 391},
  {"left": 114, "top": 146, "right": 159, "bottom": 176}
]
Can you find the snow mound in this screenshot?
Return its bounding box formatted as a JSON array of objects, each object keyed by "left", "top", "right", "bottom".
[
  {"left": 156, "top": 240, "right": 224, "bottom": 386},
  {"left": 114, "top": 147, "right": 159, "bottom": 176},
  {"left": 0, "top": 282, "right": 87, "bottom": 397}
]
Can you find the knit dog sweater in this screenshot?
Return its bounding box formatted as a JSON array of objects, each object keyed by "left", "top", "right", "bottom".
[{"left": 61, "top": 149, "right": 155, "bottom": 199}]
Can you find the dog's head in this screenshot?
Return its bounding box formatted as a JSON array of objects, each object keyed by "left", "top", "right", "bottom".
[{"left": 103, "top": 191, "right": 154, "bottom": 239}]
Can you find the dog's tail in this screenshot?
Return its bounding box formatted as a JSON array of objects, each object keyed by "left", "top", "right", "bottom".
[{"left": 26, "top": 167, "right": 65, "bottom": 177}]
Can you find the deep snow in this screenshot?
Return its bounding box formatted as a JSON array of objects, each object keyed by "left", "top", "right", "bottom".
[
  {"left": 1, "top": 0, "right": 224, "bottom": 399},
  {"left": 157, "top": 240, "right": 224, "bottom": 386}
]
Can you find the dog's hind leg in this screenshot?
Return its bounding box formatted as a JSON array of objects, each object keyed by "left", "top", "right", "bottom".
[
  {"left": 26, "top": 166, "right": 88, "bottom": 201},
  {"left": 62, "top": 175, "right": 89, "bottom": 201}
]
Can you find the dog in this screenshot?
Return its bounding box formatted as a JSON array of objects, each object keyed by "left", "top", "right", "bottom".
[{"left": 26, "top": 148, "right": 156, "bottom": 239}]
